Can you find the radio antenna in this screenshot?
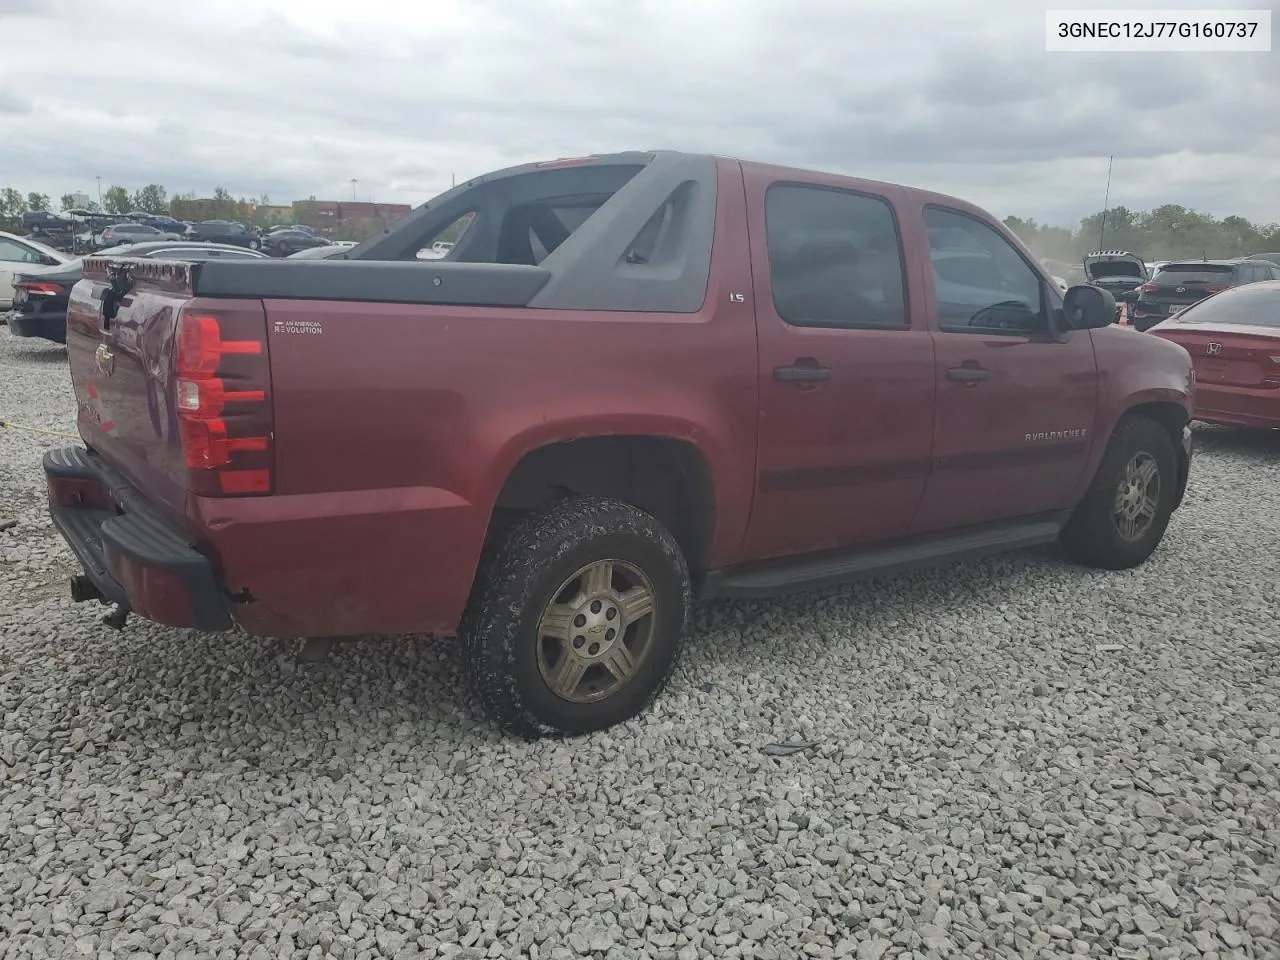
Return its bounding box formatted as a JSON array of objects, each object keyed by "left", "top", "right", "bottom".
[{"left": 1097, "top": 155, "right": 1114, "bottom": 250}]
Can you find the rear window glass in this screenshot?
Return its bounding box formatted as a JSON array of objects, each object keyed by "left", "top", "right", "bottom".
[
  {"left": 1153, "top": 264, "right": 1234, "bottom": 284},
  {"left": 1179, "top": 285, "right": 1280, "bottom": 327},
  {"left": 1089, "top": 260, "right": 1143, "bottom": 278}
]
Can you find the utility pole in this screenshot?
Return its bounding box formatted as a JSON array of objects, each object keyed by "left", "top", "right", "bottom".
[
  {"left": 351, "top": 178, "right": 358, "bottom": 201},
  {"left": 95, "top": 176, "right": 102, "bottom": 206},
  {"left": 451, "top": 173, "right": 456, "bottom": 188}
]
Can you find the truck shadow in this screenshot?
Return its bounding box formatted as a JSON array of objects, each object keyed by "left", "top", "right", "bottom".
[{"left": 46, "top": 540, "right": 1092, "bottom": 778}]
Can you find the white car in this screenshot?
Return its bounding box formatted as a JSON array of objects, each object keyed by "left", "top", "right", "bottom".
[{"left": 0, "top": 231, "right": 71, "bottom": 310}]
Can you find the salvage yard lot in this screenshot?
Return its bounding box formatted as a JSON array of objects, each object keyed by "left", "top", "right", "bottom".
[{"left": 1, "top": 330, "right": 1278, "bottom": 960}]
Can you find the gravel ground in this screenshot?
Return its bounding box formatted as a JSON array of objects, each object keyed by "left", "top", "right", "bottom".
[{"left": 1, "top": 325, "right": 1278, "bottom": 960}]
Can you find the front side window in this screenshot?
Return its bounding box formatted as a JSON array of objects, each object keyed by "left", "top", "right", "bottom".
[
  {"left": 924, "top": 206, "right": 1045, "bottom": 334},
  {"left": 764, "top": 183, "right": 908, "bottom": 329}
]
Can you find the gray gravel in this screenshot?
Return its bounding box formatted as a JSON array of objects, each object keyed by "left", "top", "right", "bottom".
[{"left": 2, "top": 324, "right": 1278, "bottom": 960}]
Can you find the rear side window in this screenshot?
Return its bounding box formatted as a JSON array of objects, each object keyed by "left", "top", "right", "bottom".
[
  {"left": 1153, "top": 264, "right": 1234, "bottom": 284},
  {"left": 764, "top": 183, "right": 908, "bottom": 329},
  {"left": 1180, "top": 285, "right": 1280, "bottom": 327},
  {"left": 924, "top": 206, "right": 1046, "bottom": 334}
]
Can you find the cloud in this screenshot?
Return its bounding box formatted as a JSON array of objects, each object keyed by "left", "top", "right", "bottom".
[{"left": 0, "top": 0, "right": 1276, "bottom": 227}]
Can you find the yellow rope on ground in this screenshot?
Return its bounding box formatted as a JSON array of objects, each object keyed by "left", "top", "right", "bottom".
[{"left": 0, "top": 419, "right": 80, "bottom": 441}]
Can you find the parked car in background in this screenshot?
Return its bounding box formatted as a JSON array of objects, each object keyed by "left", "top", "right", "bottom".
[
  {"left": 139, "top": 215, "right": 189, "bottom": 234},
  {"left": 1083, "top": 250, "right": 1148, "bottom": 320},
  {"left": 286, "top": 245, "right": 349, "bottom": 259},
  {"left": 184, "top": 220, "right": 255, "bottom": 247},
  {"left": 251, "top": 224, "right": 316, "bottom": 251},
  {"left": 260, "top": 229, "right": 328, "bottom": 257},
  {"left": 9, "top": 242, "right": 267, "bottom": 343},
  {"left": 99, "top": 223, "right": 184, "bottom": 247},
  {"left": 47, "top": 149, "right": 1194, "bottom": 737},
  {"left": 0, "top": 230, "right": 71, "bottom": 311},
  {"left": 1246, "top": 252, "right": 1280, "bottom": 268},
  {"left": 1149, "top": 281, "right": 1280, "bottom": 428},
  {"left": 1131, "top": 259, "right": 1278, "bottom": 332}
]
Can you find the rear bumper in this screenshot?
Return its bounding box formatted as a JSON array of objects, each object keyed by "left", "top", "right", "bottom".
[
  {"left": 44, "top": 446, "right": 233, "bottom": 632},
  {"left": 9, "top": 311, "right": 68, "bottom": 343},
  {"left": 1193, "top": 384, "right": 1280, "bottom": 429}
]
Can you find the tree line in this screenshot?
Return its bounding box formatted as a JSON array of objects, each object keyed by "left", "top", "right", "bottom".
[
  {"left": 1004, "top": 205, "right": 1280, "bottom": 266},
  {"left": 0, "top": 183, "right": 302, "bottom": 230}
]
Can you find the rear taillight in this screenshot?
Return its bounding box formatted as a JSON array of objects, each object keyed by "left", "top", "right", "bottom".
[
  {"left": 1139, "top": 283, "right": 1157, "bottom": 293},
  {"left": 17, "top": 281, "right": 65, "bottom": 296},
  {"left": 1203, "top": 284, "right": 1229, "bottom": 293},
  {"left": 174, "top": 310, "right": 273, "bottom": 497}
]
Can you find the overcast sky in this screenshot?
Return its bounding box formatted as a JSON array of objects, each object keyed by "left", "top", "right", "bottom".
[{"left": 1, "top": 0, "right": 1277, "bottom": 228}]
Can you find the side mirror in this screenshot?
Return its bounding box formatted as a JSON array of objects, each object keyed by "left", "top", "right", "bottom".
[{"left": 1062, "top": 284, "right": 1117, "bottom": 329}]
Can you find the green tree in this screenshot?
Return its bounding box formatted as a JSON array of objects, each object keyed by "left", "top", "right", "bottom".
[
  {"left": 102, "top": 185, "right": 131, "bottom": 214},
  {"left": 210, "top": 186, "right": 235, "bottom": 220},
  {"left": 0, "top": 187, "right": 25, "bottom": 224},
  {"left": 26, "top": 192, "right": 50, "bottom": 212},
  {"left": 131, "top": 184, "right": 168, "bottom": 214},
  {"left": 60, "top": 193, "right": 77, "bottom": 211}
]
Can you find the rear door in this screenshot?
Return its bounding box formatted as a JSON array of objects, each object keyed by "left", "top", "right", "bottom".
[
  {"left": 912, "top": 204, "right": 1098, "bottom": 532},
  {"left": 743, "top": 168, "right": 936, "bottom": 560}
]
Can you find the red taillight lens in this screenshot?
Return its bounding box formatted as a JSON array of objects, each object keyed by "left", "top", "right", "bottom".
[
  {"left": 1203, "top": 284, "right": 1229, "bottom": 293},
  {"left": 17, "top": 281, "right": 65, "bottom": 296},
  {"left": 174, "top": 310, "right": 271, "bottom": 495},
  {"left": 1139, "top": 283, "right": 1157, "bottom": 293}
]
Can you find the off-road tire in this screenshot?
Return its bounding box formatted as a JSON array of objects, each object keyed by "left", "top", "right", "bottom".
[
  {"left": 1060, "top": 416, "right": 1177, "bottom": 570},
  {"left": 460, "top": 496, "right": 691, "bottom": 739}
]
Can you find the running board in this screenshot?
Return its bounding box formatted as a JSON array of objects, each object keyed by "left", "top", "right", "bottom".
[{"left": 706, "top": 521, "right": 1063, "bottom": 600}]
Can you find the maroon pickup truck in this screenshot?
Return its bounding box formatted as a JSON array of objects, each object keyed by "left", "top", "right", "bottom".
[{"left": 47, "top": 151, "right": 1194, "bottom": 737}]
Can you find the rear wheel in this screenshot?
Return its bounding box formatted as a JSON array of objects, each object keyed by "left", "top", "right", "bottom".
[
  {"left": 248, "top": 239, "right": 261, "bottom": 250},
  {"left": 1060, "top": 416, "right": 1177, "bottom": 569},
  {"left": 461, "top": 496, "right": 690, "bottom": 738}
]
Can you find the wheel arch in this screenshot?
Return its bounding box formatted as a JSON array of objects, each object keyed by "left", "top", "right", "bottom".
[
  {"left": 1117, "top": 399, "right": 1192, "bottom": 509},
  {"left": 484, "top": 431, "right": 719, "bottom": 578}
]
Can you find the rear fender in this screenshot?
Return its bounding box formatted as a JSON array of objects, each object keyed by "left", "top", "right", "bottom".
[{"left": 483, "top": 412, "right": 746, "bottom": 565}]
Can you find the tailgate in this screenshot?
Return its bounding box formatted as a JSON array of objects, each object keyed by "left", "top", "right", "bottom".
[{"left": 66, "top": 258, "right": 199, "bottom": 519}]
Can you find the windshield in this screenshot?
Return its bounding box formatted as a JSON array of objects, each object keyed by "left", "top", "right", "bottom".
[
  {"left": 1179, "top": 285, "right": 1280, "bottom": 327},
  {"left": 1153, "top": 264, "right": 1234, "bottom": 284}
]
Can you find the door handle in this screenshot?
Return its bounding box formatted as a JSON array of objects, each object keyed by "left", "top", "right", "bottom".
[
  {"left": 774, "top": 362, "right": 829, "bottom": 382},
  {"left": 946, "top": 365, "right": 990, "bottom": 382}
]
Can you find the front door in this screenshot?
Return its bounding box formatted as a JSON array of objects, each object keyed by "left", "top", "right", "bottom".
[
  {"left": 742, "top": 173, "right": 936, "bottom": 561},
  {"left": 912, "top": 204, "right": 1098, "bottom": 533}
]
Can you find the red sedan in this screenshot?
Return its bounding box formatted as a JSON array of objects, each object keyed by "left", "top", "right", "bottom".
[{"left": 1149, "top": 280, "right": 1280, "bottom": 428}]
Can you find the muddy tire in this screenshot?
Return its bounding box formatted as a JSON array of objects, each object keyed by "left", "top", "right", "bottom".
[
  {"left": 1060, "top": 416, "right": 1177, "bottom": 570},
  {"left": 461, "top": 496, "right": 691, "bottom": 738}
]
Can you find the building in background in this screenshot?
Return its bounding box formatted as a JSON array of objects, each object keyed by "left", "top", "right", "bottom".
[{"left": 292, "top": 200, "right": 413, "bottom": 241}]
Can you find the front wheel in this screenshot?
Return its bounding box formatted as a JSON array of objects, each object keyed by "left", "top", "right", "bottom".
[
  {"left": 248, "top": 239, "right": 261, "bottom": 250},
  {"left": 461, "top": 496, "right": 691, "bottom": 738},
  {"left": 1060, "top": 416, "right": 1177, "bottom": 570}
]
